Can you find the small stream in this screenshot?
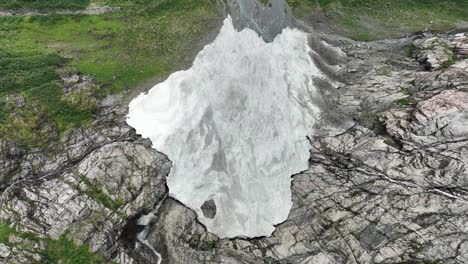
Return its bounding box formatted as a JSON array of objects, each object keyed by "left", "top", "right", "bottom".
[{"left": 135, "top": 194, "right": 167, "bottom": 264}]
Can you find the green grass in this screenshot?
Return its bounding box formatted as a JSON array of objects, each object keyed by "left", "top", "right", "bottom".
[
  {"left": 0, "top": 49, "right": 63, "bottom": 96},
  {"left": 0, "top": 48, "right": 94, "bottom": 130},
  {"left": 0, "top": 46, "right": 94, "bottom": 148},
  {"left": 401, "top": 86, "right": 415, "bottom": 97},
  {"left": 79, "top": 176, "right": 123, "bottom": 211},
  {"left": 0, "top": 223, "right": 108, "bottom": 263},
  {"left": 397, "top": 97, "right": 414, "bottom": 107},
  {"left": 0, "top": 223, "right": 17, "bottom": 245},
  {"left": 405, "top": 43, "right": 417, "bottom": 58},
  {"left": 25, "top": 84, "right": 94, "bottom": 129},
  {"left": 289, "top": 0, "right": 468, "bottom": 40},
  {"left": 43, "top": 236, "right": 107, "bottom": 264},
  {"left": 440, "top": 54, "right": 458, "bottom": 69},
  {"left": 0, "top": 0, "right": 90, "bottom": 10},
  {"left": 0, "top": 0, "right": 221, "bottom": 148},
  {"left": 9, "top": 0, "right": 220, "bottom": 95}
]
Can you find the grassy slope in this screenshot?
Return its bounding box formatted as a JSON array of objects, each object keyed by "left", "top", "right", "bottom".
[
  {"left": 289, "top": 0, "right": 468, "bottom": 40},
  {"left": 0, "top": 0, "right": 220, "bottom": 148},
  {"left": 0, "top": 0, "right": 91, "bottom": 9}
]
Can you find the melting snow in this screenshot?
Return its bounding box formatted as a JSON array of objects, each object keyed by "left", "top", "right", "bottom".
[{"left": 127, "top": 17, "right": 322, "bottom": 238}]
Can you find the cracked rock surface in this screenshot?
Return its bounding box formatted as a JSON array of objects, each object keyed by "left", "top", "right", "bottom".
[
  {"left": 144, "top": 32, "right": 468, "bottom": 263},
  {"left": 0, "top": 99, "right": 171, "bottom": 263}
]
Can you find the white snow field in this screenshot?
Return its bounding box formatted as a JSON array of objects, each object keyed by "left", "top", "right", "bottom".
[{"left": 127, "top": 16, "right": 322, "bottom": 238}]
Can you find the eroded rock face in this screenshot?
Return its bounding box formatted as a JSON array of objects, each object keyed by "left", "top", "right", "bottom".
[
  {"left": 413, "top": 37, "right": 455, "bottom": 70},
  {"left": 0, "top": 101, "right": 171, "bottom": 263},
  {"left": 145, "top": 32, "right": 468, "bottom": 263},
  {"left": 222, "top": 0, "right": 294, "bottom": 42}
]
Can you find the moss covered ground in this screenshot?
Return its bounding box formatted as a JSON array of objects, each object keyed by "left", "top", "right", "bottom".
[
  {"left": 0, "top": 223, "right": 109, "bottom": 263},
  {"left": 0, "top": 0, "right": 221, "bottom": 148},
  {"left": 0, "top": 0, "right": 91, "bottom": 10}
]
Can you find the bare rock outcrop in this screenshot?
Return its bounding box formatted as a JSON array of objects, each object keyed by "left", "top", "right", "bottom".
[
  {"left": 0, "top": 101, "right": 171, "bottom": 263},
  {"left": 413, "top": 37, "right": 455, "bottom": 70}
]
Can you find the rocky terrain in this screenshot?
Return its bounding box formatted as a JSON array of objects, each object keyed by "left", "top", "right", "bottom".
[
  {"left": 0, "top": 92, "right": 172, "bottom": 262},
  {"left": 1, "top": 1, "right": 468, "bottom": 264},
  {"left": 143, "top": 31, "right": 468, "bottom": 263}
]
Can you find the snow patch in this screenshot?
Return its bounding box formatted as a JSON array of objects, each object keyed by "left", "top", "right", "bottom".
[{"left": 127, "top": 17, "right": 322, "bottom": 238}]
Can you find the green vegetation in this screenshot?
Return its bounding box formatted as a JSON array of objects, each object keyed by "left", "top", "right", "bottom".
[
  {"left": 396, "top": 85, "right": 417, "bottom": 107},
  {"left": 0, "top": 0, "right": 90, "bottom": 10},
  {"left": 43, "top": 235, "right": 106, "bottom": 263},
  {"left": 396, "top": 97, "right": 414, "bottom": 106},
  {"left": 405, "top": 43, "right": 417, "bottom": 58},
  {"left": 0, "top": 49, "right": 63, "bottom": 96},
  {"left": 0, "top": 0, "right": 221, "bottom": 149},
  {"left": 0, "top": 223, "right": 18, "bottom": 245},
  {"left": 0, "top": 223, "right": 106, "bottom": 263},
  {"left": 441, "top": 54, "right": 458, "bottom": 69},
  {"left": 79, "top": 176, "right": 123, "bottom": 211},
  {"left": 201, "top": 239, "right": 218, "bottom": 250},
  {"left": 401, "top": 86, "right": 415, "bottom": 97},
  {"left": 289, "top": 0, "right": 468, "bottom": 40},
  {"left": 0, "top": 46, "right": 94, "bottom": 148}
]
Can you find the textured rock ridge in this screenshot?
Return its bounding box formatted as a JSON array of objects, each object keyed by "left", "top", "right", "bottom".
[{"left": 220, "top": 0, "right": 294, "bottom": 42}]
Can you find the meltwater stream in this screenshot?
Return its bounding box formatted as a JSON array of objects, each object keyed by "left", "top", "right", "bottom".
[{"left": 127, "top": 1, "right": 324, "bottom": 239}]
